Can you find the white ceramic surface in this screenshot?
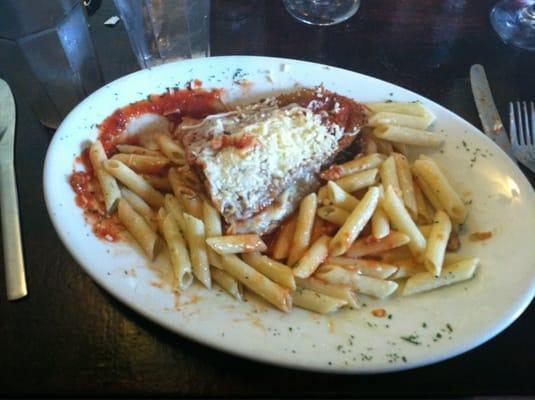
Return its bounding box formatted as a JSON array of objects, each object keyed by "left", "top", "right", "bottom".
[{"left": 43, "top": 56, "right": 535, "bottom": 373}]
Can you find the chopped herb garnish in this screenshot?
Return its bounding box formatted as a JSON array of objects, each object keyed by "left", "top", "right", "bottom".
[{"left": 400, "top": 335, "right": 421, "bottom": 345}]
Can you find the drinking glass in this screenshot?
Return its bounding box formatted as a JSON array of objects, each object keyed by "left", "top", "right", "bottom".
[
  {"left": 283, "top": 0, "right": 361, "bottom": 26},
  {"left": 113, "top": 0, "right": 210, "bottom": 69},
  {"left": 491, "top": 0, "right": 535, "bottom": 51},
  {"left": 0, "top": 0, "right": 103, "bottom": 128}
]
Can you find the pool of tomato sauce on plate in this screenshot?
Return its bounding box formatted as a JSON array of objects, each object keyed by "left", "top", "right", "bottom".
[{"left": 69, "top": 85, "right": 224, "bottom": 241}]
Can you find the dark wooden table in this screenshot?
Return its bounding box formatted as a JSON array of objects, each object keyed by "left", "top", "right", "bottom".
[{"left": 1, "top": 0, "right": 534, "bottom": 397}]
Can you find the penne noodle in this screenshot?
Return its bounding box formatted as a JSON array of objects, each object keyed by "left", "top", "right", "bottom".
[
  {"left": 317, "top": 205, "right": 350, "bottom": 226},
  {"left": 295, "top": 277, "right": 358, "bottom": 308},
  {"left": 315, "top": 264, "right": 398, "bottom": 298},
  {"left": 368, "top": 111, "right": 434, "bottom": 130},
  {"left": 202, "top": 201, "right": 224, "bottom": 269},
  {"left": 392, "top": 142, "right": 408, "bottom": 156},
  {"left": 375, "top": 246, "right": 413, "bottom": 262},
  {"left": 161, "top": 212, "right": 193, "bottom": 290},
  {"left": 412, "top": 159, "right": 467, "bottom": 224},
  {"left": 287, "top": 193, "right": 318, "bottom": 266},
  {"left": 242, "top": 252, "right": 296, "bottom": 290},
  {"left": 211, "top": 267, "right": 243, "bottom": 301},
  {"left": 423, "top": 210, "right": 452, "bottom": 276},
  {"left": 117, "top": 199, "right": 158, "bottom": 260},
  {"left": 121, "top": 188, "right": 158, "bottom": 231},
  {"left": 345, "top": 231, "right": 411, "bottom": 258},
  {"left": 271, "top": 216, "right": 297, "bottom": 260},
  {"left": 389, "top": 258, "right": 425, "bottom": 279},
  {"left": 373, "top": 125, "right": 444, "bottom": 147},
  {"left": 206, "top": 234, "right": 267, "bottom": 255},
  {"left": 183, "top": 213, "right": 211, "bottom": 288},
  {"left": 320, "top": 153, "right": 386, "bottom": 180},
  {"left": 413, "top": 177, "right": 434, "bottom": 223},
  {"left": 292, "top": 288, "right": 347, "bottom": 314},
  {"left": 335, "top": 168, "right": 378, "bottom": 193},
  {"left": 156, "top": 134, "right": 186, "bottom": 165},
  {"left": 163, "top": 193, "right": 186, "bottom": 232},
  {"left": 403, "top": 257, "right": 479, "bottom": 296},
  {"left": 392, "top": 152, "right": 417, "bottom": 218},
  {"left": 177, "top": 192, "right": 204, "bottom": 220},
  {"left": 89, "top": 140, "right": 121, "bottom": 213},
  {"left": 329, "top": 186, "right": 380, "bottom": 256},
  {"left": 374, "top": 138, "right": 394, "bottom": 155},
  {"left": 382, "top": 185, "right": 427, "bottom": 259},
  {"left": 380, "top": 156, "right": 401, "bottom": 198},
  {"left": 366, "top": 102, "right": 434, "bottom": 117},
  {"left": 293, "top": 235, "right": 331, "bottom": 279},
  {"left": 326, "top": 181, "right": 359, "bottom": 211},
  {"left": 103, "top": 159, "right": 164, "bottom": 208},
  {"left": 116, "top": 144, "right": 162, "bottom": 157},
  {"left": 221, "top": 254, "right": 292, "bottom": 312},
  {"left": 323, "top": 258, "right": 398, "bottom": 279},
  {"left": 110, "top": 153, "right": 169, "bottom": 174},
  {"left": 371, "top": 205, "right": 390, "bottom": 239},
  {"left": 362, "top": 133, "right": 378, "bottom": 155},
  {"left": 143, "top": 174, "right": 172, "bottom": 192},
  {"left": 317, "top": 185, "right": 330, "bottom": 205}
]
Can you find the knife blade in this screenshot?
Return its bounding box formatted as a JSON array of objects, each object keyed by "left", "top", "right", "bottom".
[
  {"left": 0, "top": 78, "right": 27, "bottom": 300},
  {"left": 470, "top": 64, "right": 514, "bottom": 159}
]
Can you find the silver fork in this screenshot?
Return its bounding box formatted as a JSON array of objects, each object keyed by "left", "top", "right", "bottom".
[{"left": 510, "top": 101, "right": 535, "bottom": 173}]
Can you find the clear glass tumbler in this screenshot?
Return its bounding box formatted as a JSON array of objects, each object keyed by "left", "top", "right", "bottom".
[
  {"left": 491, "top": 0, "right": 535, "bottom": 51},
  {"left": 113, "top": 0, "right": 210, "bottom": 69},
  {"left": 0, "top": 0, "right": 103, "bottom": 128},
  {"left": 283, "top": 0, "right": 361, "bottom": 26}
]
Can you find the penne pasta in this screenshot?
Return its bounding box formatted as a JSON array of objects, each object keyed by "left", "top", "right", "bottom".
[
  {"left": 287, "top": 193, "right": 318, "bottom": 266},
  {"left": 116, "top": 144, "right": 162, "bottom": 157},
  {"left": 345, "top": 231, "right": 411, "bottom": 258},
  {"left": 423, "top": 210, "right": 452, "bottom": 276},
  {"left": 103, "top": 159, "right": 164, "bottom": 208},
  {"left": 317, "top": 185, "right": 330, "bottom": 205},
  {"left": 329, "top": 186, "right": 380, "bottom": 256},
  {"left": 374, "top": 138, "right": 394, "bottom": 155},
  {"left": 242, "top": 252, "right": 296, "bottom": 290},
  {"left": 320, "top": 153, "right": 386, "bottom": 180},
  {"left": 110, "top": 153, "right": 169, "bottom": 174},
  {"left": 161, "top": 212, "right": 193, "bottom": 290},
  {"left": 271, "top": 216, "right": 297, "bottom": 261},
  {"left": 221, "top": 254, "right": 292, "bottom": 312},
  {"left": 202, "top": 201, "right": 224, "bottom": 269},
  {"left": 211, "top": 267, "right": 243, "bottom": 301},
  {"left": 326, "top": 181, "right": 359, "bottom": 211},
  {"left": 177, "top": 191, "right": 204, "bottom": 220},
  {"left": 413, "top": 177, "right": 434, "bottom": 223},
  {"left": 380, "top": 156, "right": 401, "bottom": 197},
  {"left": 403, "top": 257, "right": 479, "bottom": 296},
  {"left": 382, "top": 185, "right": 427, "bottom": 260},
  {"left": 292, "top": 288, "right": 347, "bottom": 314},
  {"left": 317, "top": 205, "right": 350, "bottom": 226},
  {"left": 293, "top": 235, "right": 331, "bottom": 279},
  {"left": 323, "top": 258, "right": 398, "bottom": 279},
  {"left": 371, "top": 205, "right": 390, "bottom": 239},
  {"left": 389, "top": 258, "right": 425, "bottom": 279},
  {"left": 366, "top": 102, "right": 434, "bottom": 117},
  {"left": 121, "top": 188, "right": 158, "bottom": 231},
  {"left": 295, "top": 277, "right": 358, "bottom": 308},
  {"left": 315, "top": 264, "right": 398, "bottom": 298},
  {"left": 412, "top": 159, "right": 467, "bottom": 224},
  {"left": 89, "top": 140, "right": 121, "bottom": 213},
  {"left": 368, "top": 111, "right": 435, "bottom": 130},
  {"left": 156, "top": 134, "right": 186, "bottom": 165},
  {"left": 163, "top": 193, "right": 186, "bottom": 232},
  {"left": 143, "top": 174, "right": 172, "bottom": 192},
  {"left": 373, "top": 125, "right": 444, "bottom": 147},
  {"left": 392, "top": 152, "right": 417, "bottom": 218},
  {"left": 335, "top": 168, "right": 378, "bottom": 193},
  {"left": 206, "top": 234, "right": 267, "bottom": 255},
  {"left": 117, "top": 199, "right": 158, "bottom": 260},
  {"left": 183, "top": 213, "right": 211, "bottom": 288}
]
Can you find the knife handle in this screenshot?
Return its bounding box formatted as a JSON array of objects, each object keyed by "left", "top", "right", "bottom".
[{"left": 0, "top": 161, "right": 27, "bottom": 300}]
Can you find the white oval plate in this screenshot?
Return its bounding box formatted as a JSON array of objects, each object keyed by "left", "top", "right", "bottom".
[{"left": 44, "top": 56, "right": 535, "bottom": 373}]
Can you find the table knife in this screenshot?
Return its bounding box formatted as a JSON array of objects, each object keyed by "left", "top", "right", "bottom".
[
  {"left": 0, "top": 79, "right": 27, "bottom": 300},
  {"left": 470, "top": 64, "right": 515, "bottom": 160}
]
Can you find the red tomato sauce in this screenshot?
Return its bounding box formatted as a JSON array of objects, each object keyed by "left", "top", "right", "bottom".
[{"left": 70, "top": 85, "right": 223, "bottom": 241}]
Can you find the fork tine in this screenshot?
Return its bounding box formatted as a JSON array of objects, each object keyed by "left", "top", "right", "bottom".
[
  {"left": 516, "top": 101, "right": 525, "bottom": 146},
  {"left": 509, "top": 102, "right": 518, "bottom": 146},
  {"left": 522, "top": 101, "right": 530, "bottom": 145}
]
